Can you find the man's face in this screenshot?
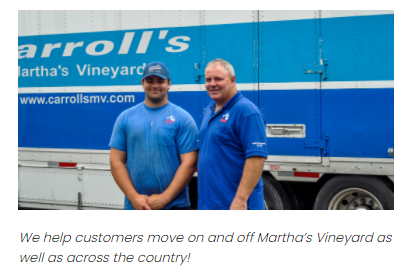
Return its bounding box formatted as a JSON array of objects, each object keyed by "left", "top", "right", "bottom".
[
  {"left": 205, "top": 64, "right": 236, "bottom": 105},
  {"left": 141, "top": 75, "right": 171, "bottom": 104}
]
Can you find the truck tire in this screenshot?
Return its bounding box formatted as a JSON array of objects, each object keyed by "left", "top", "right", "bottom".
[
  {"left": 280, "top": 181, "right": 305, "bottom": 210},
  {"left": 313, "top": 175, "right": 394, "bottom": 210},
  {"left": 263, "top": 173, "right": 291, "bottom": 210}
]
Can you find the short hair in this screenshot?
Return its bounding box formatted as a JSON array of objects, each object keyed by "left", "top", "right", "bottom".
[{"left": 206, "top": 59, "right": 235, "bottom": 78}]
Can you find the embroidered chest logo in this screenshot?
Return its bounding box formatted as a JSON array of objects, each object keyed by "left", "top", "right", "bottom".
[
  {"left": 165, "top": 115, "right": 175, "bottom": 123},
  {"left": 220, "top": 113, "right": 230, "bottom": 123}
]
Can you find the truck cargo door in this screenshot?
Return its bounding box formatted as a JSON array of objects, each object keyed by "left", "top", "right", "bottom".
[
  {"left": 318, "top": 11, "right": 394, "bottom": 159},
  {"left": 259, "top": 11, "right": 323, "bottom": 163}
]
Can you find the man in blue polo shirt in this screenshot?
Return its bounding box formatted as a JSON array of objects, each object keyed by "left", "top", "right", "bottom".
[
  {"left": 109, "top": 62, "right": 199, "bottom": 210},
  {"left": 198, "top": 59, "right": 268, "bottom": 210}
]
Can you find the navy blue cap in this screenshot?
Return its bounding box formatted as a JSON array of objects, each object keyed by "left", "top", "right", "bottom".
[{"left": 143, "top": 61, "right": 170, "bottom": 79}]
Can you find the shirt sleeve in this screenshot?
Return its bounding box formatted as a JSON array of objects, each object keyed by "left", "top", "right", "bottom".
[
  {"left": 176, "top": 116, "right": 199, "bottom": 155},
  {"left": 237, "top": 113, "right": 268, "bottom": 159},
  {"left": 108, "top": 113, "right": 127, "bottom": 152}
]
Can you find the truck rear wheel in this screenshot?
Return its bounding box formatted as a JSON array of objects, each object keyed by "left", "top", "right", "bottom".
[
  {"left": 313, "top": 176, "right": 394, "bottom": 210},
  {"left": 263, "top": 173, "right": 291, "bottom": 210},
  {"left": 280, "top": 181, "right": 305, "bottom": 210}
]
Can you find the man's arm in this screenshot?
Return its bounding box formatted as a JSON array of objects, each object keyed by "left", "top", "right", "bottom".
[
  {"left": 147, "top": 150, "right": 198, "bottom": 210},
  {"left": 230, "top": 156, "right": 266, "bottom": 210},
  {"left": 110, "top": 148, "right": 151, "bottom": 210}
]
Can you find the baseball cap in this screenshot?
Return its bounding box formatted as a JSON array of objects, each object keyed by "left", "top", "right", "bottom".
[{"left": 142, "top": 61, "right": 170, "bottom": 79}]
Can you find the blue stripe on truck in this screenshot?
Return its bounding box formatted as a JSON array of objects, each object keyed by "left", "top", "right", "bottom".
[{"left": 19, "top": 88, "right": 393, "bottom": 158}]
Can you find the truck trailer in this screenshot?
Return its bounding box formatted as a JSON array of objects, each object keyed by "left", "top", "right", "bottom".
[{"left": 18, "top": 10, "right": 394, "bottom": 210}]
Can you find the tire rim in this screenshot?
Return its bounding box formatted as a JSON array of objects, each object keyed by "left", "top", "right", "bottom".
[{"left": 328, "top": 188, "right": 383, "bottom": 210}]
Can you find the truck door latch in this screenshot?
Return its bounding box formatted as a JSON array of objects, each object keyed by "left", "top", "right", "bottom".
[
  {"left": 195, "top": 63, "right": 204, "bottom": 83},
  {"left": 303, "top": 59, "right": 329, "bottom": 80}
]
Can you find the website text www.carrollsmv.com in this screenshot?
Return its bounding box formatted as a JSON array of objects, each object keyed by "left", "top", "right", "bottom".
[{"left": 19, "top": 94, "right": 136, "bottom": 105}]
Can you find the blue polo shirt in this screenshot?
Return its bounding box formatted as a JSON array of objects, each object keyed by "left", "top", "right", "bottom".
[
  {"left": 109, "top": 102, "right": 199, "bottom": 210},
  {"left": 198, "top": 92, "right": 268, "bottom": 210}
]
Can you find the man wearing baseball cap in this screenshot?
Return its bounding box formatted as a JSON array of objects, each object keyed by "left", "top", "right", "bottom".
[{"left": 109, "top": 62, "right": 199, "bottom": 210}]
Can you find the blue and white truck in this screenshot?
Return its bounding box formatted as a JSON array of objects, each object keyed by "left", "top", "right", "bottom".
[{"left": 18, "top": 10, "right": 394, "bottom": 210}]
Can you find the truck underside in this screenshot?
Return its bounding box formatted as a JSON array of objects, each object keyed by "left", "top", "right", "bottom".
[{"left": 18, "top": 148, "right": 394, "bottom": 210}]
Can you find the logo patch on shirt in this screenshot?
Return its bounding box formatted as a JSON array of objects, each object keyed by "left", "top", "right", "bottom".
[
  {"left": 252, "top": 142, "right": 266, "bottom": 147},
  {"left": 165, "top": 115, "right": 175, "bottom": 123},
  {"left": 220, "top": 113, "right": 230, "bottom": 123}
]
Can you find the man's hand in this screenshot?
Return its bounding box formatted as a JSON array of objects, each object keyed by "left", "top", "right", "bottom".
[
  {"left": 232, "top": 156, "right": 266, "bottom": 210},
  {"left": 130, "top": 194, "right": 151, "bottom": 210},
  {"left": 147, "top": 151, "right": 197, "bottom": 210},
  {"left": 230, "top": 197, "right": 248, "bottom": 210},
  {"left": 147, "top": 194, "right": 169, "bottom": 210}
]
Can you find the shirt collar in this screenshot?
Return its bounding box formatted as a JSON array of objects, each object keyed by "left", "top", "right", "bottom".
[{"left": 208, "top": 91, "right": 243, "bottom": 110}]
